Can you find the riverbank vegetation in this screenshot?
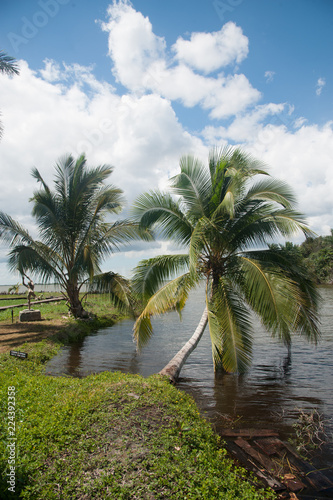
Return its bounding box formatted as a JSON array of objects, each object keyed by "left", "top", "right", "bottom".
[
  {"left": 0, "top": 292, "right": 125, "bottom": 325},
  {"left": 0, "top": 341, "right": 274, "bottom": 500},
  {"left": 0, "top": 293, "right": 127, "bottom": 355},
  {"left": 278, "top": 232, "right": 333, "bottom": 284}
]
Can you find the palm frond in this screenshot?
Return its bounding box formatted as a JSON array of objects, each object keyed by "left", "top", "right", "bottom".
[
  {"left": 246, "top": 247, "right": 320, "bottom": 342},
  {"left": 207, "top": 277, "right": 253, "bottom": 373},
  {"left": 0, "top": 211, "right": 34, "bottom": 247},
  {"left": 261, "top": 208, "right": 314, "bottom": 238},
  {"left": 0, "top": 51, "right": 19, "bottom": 75},
  {"left": 132, "top": 190, "right": 193, "bottom": 246},
  {"left": 170, "top": 155, "right": 211, "bottom": 218},
  {"left": 239, "top": 255, "right": 302, "bottom": 344},
  {"left": 133, "top": 272, "right": 195, "bottom": 349},
  {"left": 132, "top": 254, "right": 190, "bottom": 300},
  {"left": 246, "top": 178, "right": 296, "bottom": 209},
  {"left": 91, "top": 272, "right": 135, "bottom": 316},
  {"left": 7, "top": 243, "right": 64, "bottom": 284},
  {"left": 99, "top": 220, "right": 152, "bottom": 253}
]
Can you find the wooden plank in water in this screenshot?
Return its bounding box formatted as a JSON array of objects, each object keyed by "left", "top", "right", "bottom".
[
  {"left": 220, "top": 428, "right": 279, "bottom": 438},
  {"left": 282, "top": 474, "right": 307, "bottom": 492},
  {"left": 226, "top": 440, "right": 286, "bottom": 491},
  {"left": 254, "top": 437, "right": 284, "bottom": 456},
  {"left": 281, "top": 442, "right": 333, "bottom": 491},
  {"left": 235, "top": 437, "right": 279, "bottom": 474}
]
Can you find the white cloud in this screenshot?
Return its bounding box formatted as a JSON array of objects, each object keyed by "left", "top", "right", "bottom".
[
  {"left": 248, "top": 122, "right": 333, "bottom": 236},
  {"left": 1, "top": 2, "right": 333, "bottom": 284},
  {"left": 102, "top": 1, "right": 259, "bottom": 118},
  {"left": 102, "top": 1, "right": 166, "bottom": 91},
  {"left": 39, "top": 58, "right": 62, "bottom": 82},
  {"left": 202, "top": 103, "right": 285, "bottom": 143},
  {"left": 316, "top": 77, "right": 326, "bottom": 96},
  {"left": 0, "top": 59, "right": 204, "bottom": 282},
  {"left": 172, "top": 22, "right": 249, "bottom": 73}
]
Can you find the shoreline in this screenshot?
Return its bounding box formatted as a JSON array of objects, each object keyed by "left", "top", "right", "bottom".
[{"left": 0, "top": 338, "right": 275, "bottom": 500}]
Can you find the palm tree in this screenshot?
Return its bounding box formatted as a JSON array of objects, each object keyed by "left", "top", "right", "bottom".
[
  {"left": 0, "top": 153, "right": 144, "bottom": 317},
  {"left": 132, "top": 147, "right": 320, "bottom": 381},
  {"left": 0, "top": 50, "right": 19, "bottom": 140}
]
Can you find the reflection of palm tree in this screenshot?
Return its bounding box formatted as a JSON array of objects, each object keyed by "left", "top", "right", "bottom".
[
  {"left": 132, "top": 147, "right": 320, "bottom": 381},
  {"left": 0, "top": 50, "right": 19, "bottom": 140},
  {"left": 67, "top": 339, "right": 85, "bottom": 376}
]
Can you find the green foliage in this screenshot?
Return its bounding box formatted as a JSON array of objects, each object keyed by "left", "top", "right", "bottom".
[
  {"left": 132, "top": 147, "right": 320, "bottom": 373},
  {"left": 299, "top": 231, "right": 333, "bottom": 284},
  {"left": 0, "top": 50, "right": 19, "bottom": 140},
  {"left": 0, "top": 342, "right": 274, "bottom": 499},
  {"left": 0, "top": 154, "right": 140, "bottom": 317}
]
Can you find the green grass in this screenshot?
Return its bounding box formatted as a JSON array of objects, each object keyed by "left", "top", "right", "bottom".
[
  {"left": 0, "top": 293, "right": 122, "bottom": 324},
  {"left": 0, "top": 341, "right": 275, "bottom": 499}
]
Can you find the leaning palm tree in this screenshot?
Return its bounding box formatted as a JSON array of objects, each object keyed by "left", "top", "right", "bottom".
[
  {"left": 0, "top": 50, "right": 19, "bottom": 140},
  {"left": 0, "top": 153, "right": 143, "bottom": 317},
  {"left": 132, "top": 147, "right": 320, "bottom": 381}
]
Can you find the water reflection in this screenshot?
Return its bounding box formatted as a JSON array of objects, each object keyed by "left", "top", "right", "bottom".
[{"left": 67, "top": 338, "right": 84, "bottom": 376}]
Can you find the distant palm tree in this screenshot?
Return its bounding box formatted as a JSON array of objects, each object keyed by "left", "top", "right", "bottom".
[
  {"left": 132, "top": 147, "right": 320, "bottom": 381},
  {"left": 0, "top": 154, "right": 144, "bottom": 317},
  {"left": 0, "top": 50, "right": 19, "bottom": 140}
]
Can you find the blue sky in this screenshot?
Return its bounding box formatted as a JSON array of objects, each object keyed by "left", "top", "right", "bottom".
[{"left": 0, "top": 0, "right": 332, "bottom": 284}]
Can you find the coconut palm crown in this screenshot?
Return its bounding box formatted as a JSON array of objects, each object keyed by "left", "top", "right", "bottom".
[
  {"left": 0, "top": 154, "right": 143, "bottom": 317},
  {"left": 132, "top": 147, "right": 320, "bottom": 374}
]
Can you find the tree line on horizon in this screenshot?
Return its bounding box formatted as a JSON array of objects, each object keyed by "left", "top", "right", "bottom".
[{"left": 276, "top": 234, "right": 333, "bottom": 285}]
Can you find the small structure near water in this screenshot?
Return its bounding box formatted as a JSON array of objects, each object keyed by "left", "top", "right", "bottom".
[{"left": 19, "top": 309, "right": 41, "bottom": 322}]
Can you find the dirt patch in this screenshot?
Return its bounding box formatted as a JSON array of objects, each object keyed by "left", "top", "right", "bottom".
[{"left": 0, "top": 319, "right": 68, "bottom": 353}]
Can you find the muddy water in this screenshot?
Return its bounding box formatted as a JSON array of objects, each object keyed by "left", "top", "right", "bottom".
[{"left": 46, "top": 285, "right": 333, "bottom": 469}]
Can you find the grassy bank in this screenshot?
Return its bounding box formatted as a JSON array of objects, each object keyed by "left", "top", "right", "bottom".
[
  {"left": 0, "top": 341, "right": 275, "bottom": 499},
  {"left": 0, "top": 293, "right": 125, "bottom": 325},
  {"left": 0, "top": 294, "right": 127, "bottom": 354}
]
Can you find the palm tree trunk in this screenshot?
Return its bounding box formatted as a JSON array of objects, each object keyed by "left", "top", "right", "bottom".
[
  {"left": 66, "top": 281, "right": 86, "bottom": 318},
  {"left": 159, "top": 307, "right": 208, "bottom": 383}
]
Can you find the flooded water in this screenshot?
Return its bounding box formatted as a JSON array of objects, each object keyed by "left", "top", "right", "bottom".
[{"left": 46, "top": 285, "right": 333, "bottom": 469}]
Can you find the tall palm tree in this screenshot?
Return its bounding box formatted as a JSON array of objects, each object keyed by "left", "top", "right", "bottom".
[
  {"left": 0, "top": 50, "right": 19, "bottom": 140},
  {"left": 132, "top": 147, "right": 320, "bottom": 381},
  {"left": 0, "top": 154, "right": 144, "bottom": 317}
]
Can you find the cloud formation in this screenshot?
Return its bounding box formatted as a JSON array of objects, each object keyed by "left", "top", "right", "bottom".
[
  {"left": 172, "top": 22, "right": 249, "bottom": 73},
  {"left": 102, "top": 2, "right": 259, "bottom": 118},
  {"left": 0, "top": 0, "right": 333, "bottom": 283}
]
